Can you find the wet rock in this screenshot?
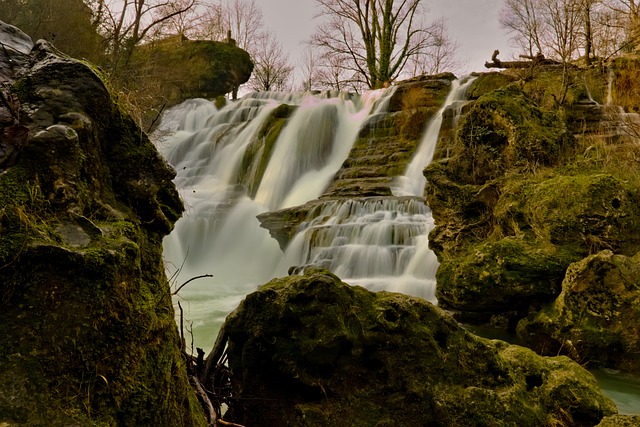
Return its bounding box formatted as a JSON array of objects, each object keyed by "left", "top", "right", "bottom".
[
  {"left": 597, "top": 415, "right": 640, "bottom": 426},
  {"left": 206, "top": 269, "right": 616, "bottom": 426}
]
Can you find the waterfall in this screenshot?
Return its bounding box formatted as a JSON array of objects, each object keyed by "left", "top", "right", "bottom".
[
  {"left": 281, "top": 79, "right": 475, "bottom": 302},
  {"left": 393, "top": 77, "right": 476, "bottom": 197},
  {"left": 156, "top": 80, "right": 474, "bottom": 344},
  {"left": 281, "top": 197, "right": 439, "bottom": 301},
  {"left": 156, "top": 88, "right": 394, "bottom": 345}
]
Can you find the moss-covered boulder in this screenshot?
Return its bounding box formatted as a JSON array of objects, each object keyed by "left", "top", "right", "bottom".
[
  {"left": 0, "top": 32, "right": 205, "bottom": 425},
  {"left": 466, "top": 71, "right": 518, "bottom": 100},
  {"left": 517, "top": 250, "right": 640, "bottom": 374},
  {"left": 131, "top": 36, "right": 253, "bottom": 105},
  {"left": 205, "top": 269, "right": 616, "bottom": 426},
  {"left": 454, "top": 84, "right": 568, "bottom": 184}
]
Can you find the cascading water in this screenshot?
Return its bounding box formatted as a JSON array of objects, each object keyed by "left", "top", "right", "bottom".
[
  {"left": 279, "top": 78, "right": 475, "bottom": 303},
  {"left": 394, "top": 77, "right": 476, "bottom": 197},
  {"left": 156, "top": 88, "right": 395, "bottom": 345},
  {"left": 280, "top": 197, "right": 440, "bottom": 301}
]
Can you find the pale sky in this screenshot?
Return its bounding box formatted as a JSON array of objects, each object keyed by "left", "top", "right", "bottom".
[{"left": 261, "top": 0, "right": 516, "bottom": 79}]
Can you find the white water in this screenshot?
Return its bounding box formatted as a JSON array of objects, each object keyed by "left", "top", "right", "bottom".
[
  {"left": 393, "top": 77, "right": 476, "bottom": 197},
  {"left": 156, "top": 89, "right": 395, "bottom": 346},
  {"left": 281, "top": 197, "right": 439, "bottom": 301}
]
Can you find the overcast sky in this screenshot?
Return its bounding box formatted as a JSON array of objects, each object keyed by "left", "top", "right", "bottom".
[{"left": 261, "top": 0, "right": 516, "bottom": 78}]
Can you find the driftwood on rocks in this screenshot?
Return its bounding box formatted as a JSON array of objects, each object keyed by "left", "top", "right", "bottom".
[{"left": 484, "top": 49, "right": 562, "bottom": 69}]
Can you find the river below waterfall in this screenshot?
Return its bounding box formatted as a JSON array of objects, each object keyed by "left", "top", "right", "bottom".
[{"left": 154, "top": 86, "right": 640, "bottom": 416}]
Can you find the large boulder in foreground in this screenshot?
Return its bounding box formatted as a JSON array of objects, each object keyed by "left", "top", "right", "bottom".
[
  {"left": 518, "top": 250, "right": 640, "bottom": 374},
  {"left": 205, "top": 269, "right": 615, "bottom": 426},
  {"left": 0, "top": 22, "right": 205, "bottom": 425}
]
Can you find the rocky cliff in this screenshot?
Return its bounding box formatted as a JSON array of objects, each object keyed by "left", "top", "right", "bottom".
[
  {"left": 0, "top": 21, "right": 205, "bottom": 425},
  {"left": 424, "top": 67, "right": 640, "bottom": 375}
]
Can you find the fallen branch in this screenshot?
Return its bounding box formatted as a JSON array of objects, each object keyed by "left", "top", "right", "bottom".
[
  {"left": 217, "top": 420, "right": 245, "bottom": 427},
  {"left": 172, "top": 274, "right": 214, "bottom": 295},
  {"left": 190, "top": 375, "right": 216, "bottom": 426}
]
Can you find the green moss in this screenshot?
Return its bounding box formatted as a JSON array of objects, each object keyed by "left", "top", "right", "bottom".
[
  {"left": 467, "top": 72, "right": 518, "bottom": 100},
  {"left": 457, "top": 83, "right": 568, "bottom": 178},
  {"left": 215, "top": 269, "right": 616, "bottom": 425}
]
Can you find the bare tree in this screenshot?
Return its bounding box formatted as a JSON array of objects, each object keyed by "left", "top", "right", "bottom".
[
  {"left": 591, "top": 1, "right": 627, "bottom": 59},
  {"left": 298, "top": 48, "right": 320, "bottom": 91},
  {"left": 540, "top": 0, "right": 582, "bottom": 63},
  {"left": 148, "top": 0, "right": 203, "bottom": 39},
  {"left": 407, "top": 17, "right": 460, "bottom": 76},
  {"left": 249, "top": 31, "right": 294, "bottom": 92},
  {"left": 88, "top": 0, "right": 197, "bottom": 73},
  {"left": 310, "top": 0, "right": 439, "bottom": 89},
  {"left": 315, "top": 51, "right": 360, "bottom": 91},
  {"left": 500, "top": 0, "right": 545, "bottom": 58},
  {"left": 222, "top": 0, "right": 264, "bottom": 52},
  {"left": 602, "top": 0, "right": 640, "bottom": 51}
]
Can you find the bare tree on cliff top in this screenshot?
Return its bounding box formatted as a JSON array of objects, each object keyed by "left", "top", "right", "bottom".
[
  {"left": 310, "top": 0, "right": 437, "bottom": 89},
  {"left": 88, "top": 0, "right": 196, "bottom": 73}
]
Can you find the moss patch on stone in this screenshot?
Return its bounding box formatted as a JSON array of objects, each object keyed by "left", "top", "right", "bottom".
[{"left": 212, "top": 269, "right": 616, "bottom": 426}]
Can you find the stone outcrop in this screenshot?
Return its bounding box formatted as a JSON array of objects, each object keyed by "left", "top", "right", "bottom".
[
  {"left": 131, "top": 35, "right": 253, "bottom": 105},
  {"left": 423, "top": 68, "right": 640, "bottom": 375},
  {"left": 518, "top": 250, "right": 640, "bottom": 373},
  {"left": 0, "top": 22, "right": 205, "bottom": 425},
  {"left": 205, "top": 269, "right": 616, "bottom": 426}
]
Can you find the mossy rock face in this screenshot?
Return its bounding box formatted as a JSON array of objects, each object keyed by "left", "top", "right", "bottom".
[
  {"left": 494, "top": 174, "right": 640, "bottom": 256},
  {"left": 211, "top": 269, "right": 615, "bottom": 426},
  {"left": 130, "top": 36, "right": 253, "bottom": 105},
  {"left": 436, "top": 237, "right": 574, "bottom": 312},
  {"left": 467, "top": 72, "right": 518, "bottom": 100},
  {"left": 427, "top": 165, "right": 640, "bottom": 316},
  {"left": 455, "top": 84, "right": 568, "bottom": 184},
  {"left": 0, "top": 39, "right": 205, "bottom": 425},
  {"left": 425, "top": 67, "right": 640, "bottom": 348},
  {"left": 517, "top": 250, "right": 640, "bottom": 374}
]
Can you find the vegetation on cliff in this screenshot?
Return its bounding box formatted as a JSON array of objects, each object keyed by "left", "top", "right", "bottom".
[{"left": 425, "top": 62, "right": 640, "bottom": 374}]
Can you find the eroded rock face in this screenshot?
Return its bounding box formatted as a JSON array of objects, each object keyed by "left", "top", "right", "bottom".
[
  {"left": 0, "top": 25, "right": 205, "bottom": 425},
  {"left": 517, "top": 250, "right": 640, "bottom": 374},
  {"left": 425, "top": 75, "right": 640, "bottom": 337},
  {"left": 207, "top": 269, "right": 616, "bottom": 426}
]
